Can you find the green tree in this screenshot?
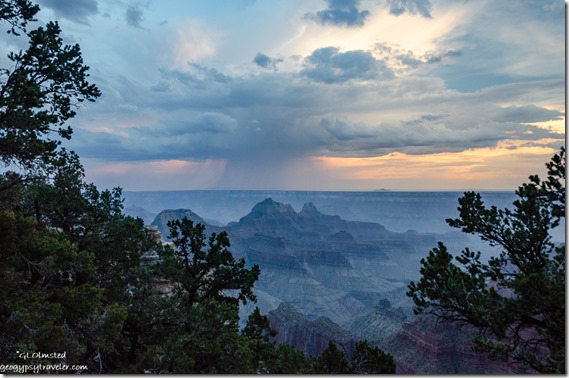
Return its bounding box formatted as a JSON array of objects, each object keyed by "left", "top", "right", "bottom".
[
  {"left": 265, "top": 343, "right": 316, "bottom": 374},
  {"left": 0, "top": 7, "right": 160, "bottom": 363},
  {"left": 148, "top": 218, "right": 261, "bottom": 373},
  {"left": 351, "top": 340, "right": 396, "bottom": 374},
  {"left": 407, "top": 148, "right": 565, "bottom": 373},
  {"left": 152, "top": 299, "right": 253, "bottom": 373},
  {"left": 243, "top": 306, "right": 277, "bottom": 342},
  {"left": 314, "top": 341, "right": 351, "bottom": 374},
  {"left": 0, "top": 1, "right": 135, "bottom": 373},
  {"left": 0, "top": 0, "right": 39, "bottom": 35},
  {"left": 0, "top": 156, "right": 165, "bottom": 372},
  {"left": 0, "top": 1, "right": 100, "bottom": 174},
  {"left": 0, "top": 208, "right": 100, "bottom": 370},
  {"left": 242, "top": 306, "right": 278, "bottom": 373},
  {"left": 160, "top": 217, "right": 260, "bottom": 309}
]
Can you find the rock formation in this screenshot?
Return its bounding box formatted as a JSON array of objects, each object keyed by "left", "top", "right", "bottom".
[
  {"left": 149, "top": 198, "right": 523, "bottom": 374},
  {"left": 268, "top": 302, "right": 355, "bottom": 357},
  {"left": 151, "top": 208, "right": 222, "bottom": 240},
  {"left": 342, "top": 298, "right": 408, "bottom": 342},
  {"left": 378, "top": 314, "right": 522, "bottom": 374},
  {"left": 150, "top": 198, "right": 460, "bottom": 323}
]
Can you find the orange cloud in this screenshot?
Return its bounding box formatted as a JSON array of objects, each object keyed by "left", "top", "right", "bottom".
[{"left": 313, "top": 141, "right": 561, "bottom": 190}]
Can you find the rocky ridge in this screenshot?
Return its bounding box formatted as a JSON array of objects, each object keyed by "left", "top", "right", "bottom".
[
  {"left": 148, "top": 198, "right": 516, "bottom": 373},
  {"left": 378, "top": 314, "right": 522, "bottom": 374},
  {"left": 268, "top": 302, "right": 355, "bottom": 357},
  {"left": 151, "top": 208, "right": 222, "bottom": 239},
  {"left": 151, "top": 198, "right": 441, "bottom": 323}
]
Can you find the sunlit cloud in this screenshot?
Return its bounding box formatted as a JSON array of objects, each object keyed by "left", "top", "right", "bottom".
[
  {"left": 529, "top": 119, "right": 566, "bottom": 134},
  {"left": 172, "top": 20, "right": 220, "bottom": 68},
  {"left": 314, "top": 141, "right": 561, "bottom": 190}
]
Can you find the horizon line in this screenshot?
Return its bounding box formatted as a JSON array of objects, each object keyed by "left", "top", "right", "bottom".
[{"left": 122, "top": 188, "right": 517, "bottom": 193}]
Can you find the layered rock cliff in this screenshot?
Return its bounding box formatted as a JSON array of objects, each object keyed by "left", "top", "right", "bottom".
[
  {"left": 342, "top": 298, "right": 408, "bottom": 341},
  {"left": 378, "top": 314, "right": 523, "bottom": 374},
  {"left": 226, "top": 199, "right": 430, "bottom": 323},
  {"left": 269, "top": 301, "right": 523, "bottom": 374},
  {"left": 150, "top": 198, "right": 462, "bottom": 324},
  {"left": 149, "top": 198, "right": 524, "bottom": 374},
  {"left": 268, "top": 302, "right": 355, "bottom": 357},
  {"left": 151, "top": 208, "right": 222, "bottom": 240}
]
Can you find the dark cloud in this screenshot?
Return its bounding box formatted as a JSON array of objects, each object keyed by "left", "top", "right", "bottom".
[
  {"left": 37, "top": 0, "right": 98, "bottom": 24},
  {"left": 151, "top": 81, "right": 171, "bottom": 93},
  {"left": 156, "top": 63, "right": 231, "bottom": 92},
  {"left": 321, "top": 118, "right": 376, "bottom": 140},
  {"left": 126, "top": 4, "right": 144, "bottom": 28},
  {"left": 7, "top": 0, "right": 563, "bottom": 191},
  {"left": 321, "top": 117, "right": 562, "bottom": 157},
  {"left": 306, "top": 0, "right": 370, "bottom": 28},
  {"left": 302, "top": 47, "right": 393, "bottom": 83},
  {"left": 70, "top": 62, "right": 563, "bottom": 169},
  {"left": 71, "top": 67, "right": 328, "bottom": 165},
  {"left": 75, "top": 112, "right": 239, "bottom": 162},
  {"left": 318, "top": 101, "right": 563, "bottom": 157},
  {"left": 404, "top": 114, "right": 444, "bottom": 124},
  {"left": 165, "top": 112, "right": 238, "bottom": 135},
  {"left": 253, "top": 53, "right": 283, "bottom": 70},
  {"left": 395, "top": 52, "right": 422, "bottom": 68},
  {"left": 253, "top": 53, "right": 271, "bottom": 67},
  {"left": 494, "top": 105, "right": 563, "bottom": 124},
  {"left": 386, "top": 0, "right": 433, "bottom": 18}
]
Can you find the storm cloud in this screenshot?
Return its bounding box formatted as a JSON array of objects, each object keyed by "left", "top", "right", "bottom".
[
  {"left": 494, "top": 105, "right": 563, "bottom": 124},
  {"left": 70, "top": 55, "right": 563, "bottom": 165},
  {"left": 319, "top": 111, "right": 562, "bottom": 157},
  {"left": 23, "top": 0, "right": 563, "bottom": 190}
]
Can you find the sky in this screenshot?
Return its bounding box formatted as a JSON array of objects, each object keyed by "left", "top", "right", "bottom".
[{"left": 9, "top": 0, "right": 565, "bottom": 191}]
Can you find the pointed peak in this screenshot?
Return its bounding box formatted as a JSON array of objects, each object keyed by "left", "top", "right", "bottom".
[
  {"left": 247, "top": 198, "right": 296, "bottom": 217},
  {"left": 269, "top": 302, "right": 308, "bottom": 323},
  {"left": 260, "top": 197, "right": 277, "bottom": 205},
  {"left": 301, "top": 202, "right": 319, "bottom": 214}
]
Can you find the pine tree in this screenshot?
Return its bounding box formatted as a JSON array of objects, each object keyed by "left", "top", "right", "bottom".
[{"left": 408, "top": 148, "right": 565, "bottom": 373}]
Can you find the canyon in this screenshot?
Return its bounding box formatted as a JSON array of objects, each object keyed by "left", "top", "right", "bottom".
[{"left": 143, "top": 195, "right": 524, "bottom": 373}]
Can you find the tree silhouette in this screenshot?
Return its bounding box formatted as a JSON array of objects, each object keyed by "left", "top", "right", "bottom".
[{"left": 408, "top": 148, "right": 565, "bottom": 373}]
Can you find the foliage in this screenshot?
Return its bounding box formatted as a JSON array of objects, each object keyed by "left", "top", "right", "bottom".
[
  {"left": 0, "top": 1, "right": 100, "bottom": 173},
  {"left": 134, "top": 219, "right": 260, "bottom": 373},
  {"left": 160, "top": 217, "right": 260, "bottom": 310},
  {"left": 242, "top": 306, "right": 278, "bottom": 372},
  {"left": 314, "top": 341, "right": 352, "bottom": 374},
  {"left": 311, "top": 340, "right": 396, "bottom": 374},
  {"left": 265, "top": 343, "right": 316, "bottom": 374},
  {"left": 351, "top": 340, "right": 396, "bottom": 374},
  {"left": 0, "top": 0, "right": 39, "bottom": 35},
  {"left": 407, "top": 148, "right": 565, "bottom": 373}
]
